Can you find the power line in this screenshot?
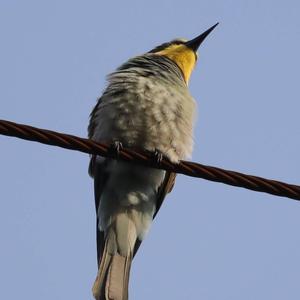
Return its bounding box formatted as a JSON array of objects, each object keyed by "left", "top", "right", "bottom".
[{"left": 1, "top": 118, "right": 300, "bottom": 201}]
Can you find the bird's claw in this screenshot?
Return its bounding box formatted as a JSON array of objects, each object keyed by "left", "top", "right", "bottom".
[
  {"left": 153, "top": 149, "right": 164, "bottom": 164},
  {"left": 109, "top": 141, "right": 123, "bottom": 156}
]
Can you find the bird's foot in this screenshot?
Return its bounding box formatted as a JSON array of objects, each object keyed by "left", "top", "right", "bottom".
[
  {"left": 153, "top": 149, "right": 164, "bottom": 164},
  {"left": 109, "top": 141, "right": 123, "bottom": 156}
]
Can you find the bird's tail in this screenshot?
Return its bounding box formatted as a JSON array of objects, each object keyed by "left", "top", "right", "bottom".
[{"left": 92, "top": 216, "right": 135, "bottom": 300}]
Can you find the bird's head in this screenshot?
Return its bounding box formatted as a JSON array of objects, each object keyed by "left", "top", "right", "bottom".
[{"left": 149, "top": 23, "right": 218, "bottom": 83}]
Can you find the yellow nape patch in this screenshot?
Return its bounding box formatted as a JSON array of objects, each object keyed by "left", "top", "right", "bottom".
[{"left": 155, "top": 44, "right": 196, "bottom": 83}]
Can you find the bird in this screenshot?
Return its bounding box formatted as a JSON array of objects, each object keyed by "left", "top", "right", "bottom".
[{"left": 88, "top": 23, "right": 218, "bottom": 300}]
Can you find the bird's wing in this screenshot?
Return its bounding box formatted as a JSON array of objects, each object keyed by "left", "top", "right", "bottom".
[
  {"left": 153, "top": 171, "right": 176, "bottom": 219},
  {"left": 90, "top": 156, "right": 109, "bottom": 267},
  {"left": 90, "top": 153, "right": 176, "bottom": 261},
  {"left": 133, "top": 171, "right": 176, "bottom": 256}
]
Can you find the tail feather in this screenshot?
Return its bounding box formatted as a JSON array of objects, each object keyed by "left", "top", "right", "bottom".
[
  {"left": 92, "top": 230, "right": 133, "bottom": 300},
  {"left": 106, "top": 254, "right": 132, "bottom": 300},
  {"left": 92, "top": 239, "right": 112, "bottom": 300}
]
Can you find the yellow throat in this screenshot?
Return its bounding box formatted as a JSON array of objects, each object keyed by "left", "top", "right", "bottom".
[{"left": 155, "top": 44, "right": 196, "bottom": 83}]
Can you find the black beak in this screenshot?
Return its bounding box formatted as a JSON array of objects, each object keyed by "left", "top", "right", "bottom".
[{"left": 185, "top": 23, "right": 219, "bottom": 52}]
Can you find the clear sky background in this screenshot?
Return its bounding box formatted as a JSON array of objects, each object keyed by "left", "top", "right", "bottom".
[{"left": 1, "top": 1, "right": 300, "bottom": 299}]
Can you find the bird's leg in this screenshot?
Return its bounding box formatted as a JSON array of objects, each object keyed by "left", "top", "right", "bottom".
[{"left": 153, "top": 149, "right": 164, "bottom": 164}]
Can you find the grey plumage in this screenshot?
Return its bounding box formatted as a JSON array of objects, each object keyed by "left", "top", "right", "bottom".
[
  {"left": 88, "top": 53, "right": 195, "bottom": 300},
  {"left": 89, "top": 55, "right": 195, "bottom": 164}
]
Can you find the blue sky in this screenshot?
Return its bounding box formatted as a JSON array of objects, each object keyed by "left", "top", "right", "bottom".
[{"left": 1, "top": 1, "right": 300, "bottom": 299}]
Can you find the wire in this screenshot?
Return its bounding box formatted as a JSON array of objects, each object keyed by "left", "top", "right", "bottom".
[{"left": 1, "top": 119, "right": 300, "bottom": 201}]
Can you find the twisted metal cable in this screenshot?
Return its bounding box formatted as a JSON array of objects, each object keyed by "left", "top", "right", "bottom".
[{"left": 1, "top": 119, "right": 300, "bottom": 201}]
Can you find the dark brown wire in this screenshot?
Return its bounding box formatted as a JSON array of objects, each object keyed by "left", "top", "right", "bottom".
[{"left": 1, "top": 119, "right": 300, "bottom": 201}]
